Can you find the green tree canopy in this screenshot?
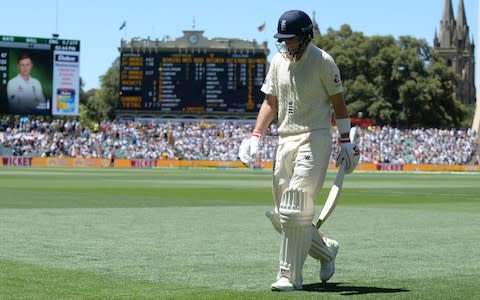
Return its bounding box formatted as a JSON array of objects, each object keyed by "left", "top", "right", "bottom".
[
  {"left": 87, "top": 58, "right": 120, "bottom": 121},
  {"left": 315, "top": 25, "right": 467, "bottom": 128}
]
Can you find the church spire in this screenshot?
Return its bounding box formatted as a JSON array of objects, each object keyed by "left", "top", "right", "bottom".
[
  {"left": 438, "top": 0, "right": 456, "bottom": 47},
  {"left": 456, "top": 0, "right": 467, "bottom": 27},
  {"left": 456, "top": 0, "right": 469, "bottom": 46},
  {"left": 441, "top": 0, "right": 454, "bottom": 22},
  {"left": 311, "top": 10, "right": 321, "bottom": 38}
]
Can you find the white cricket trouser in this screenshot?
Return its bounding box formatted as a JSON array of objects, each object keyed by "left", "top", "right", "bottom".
[{"left": 272, "top": 131, "right": 332, "bottom": 211}]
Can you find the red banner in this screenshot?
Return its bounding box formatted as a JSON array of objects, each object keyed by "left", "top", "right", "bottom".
[
  {"left": 131, "top": 159, "right": 157, "bottom": 168},
  {"left": 376, "top": 163, "right": 404, "bottom": 171},
  {"left": 2, "top": 156, "right": 33, "bottom": 167}
]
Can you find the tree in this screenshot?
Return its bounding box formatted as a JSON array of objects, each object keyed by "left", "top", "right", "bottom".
[
  {"left": 315, "top": 25, "right": 467, "bottom": 128},
  {"left": 88, "top": 58, "right": 120, "bottom": 120}
]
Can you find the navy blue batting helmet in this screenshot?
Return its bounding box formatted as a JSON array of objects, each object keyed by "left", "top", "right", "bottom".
[{"left": 274, "top": 10, "right": 313, "bottom": 40}]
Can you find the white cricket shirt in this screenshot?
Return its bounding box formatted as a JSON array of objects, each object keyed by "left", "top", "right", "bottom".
[
  {"left": 261, "top": 43, "right": 344, "bottom": 136},
  {"left": 6, "top": 74, "right": 45, "bottom": 112}
]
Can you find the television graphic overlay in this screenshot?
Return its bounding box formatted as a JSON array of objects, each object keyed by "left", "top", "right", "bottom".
[{"left": 0, "top": 35, "right": 80, "bottom": 116}]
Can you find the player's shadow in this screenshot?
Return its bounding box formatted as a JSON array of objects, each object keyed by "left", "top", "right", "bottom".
[{"left": 302, "top": 282, "right": 410, "bottom": 296}]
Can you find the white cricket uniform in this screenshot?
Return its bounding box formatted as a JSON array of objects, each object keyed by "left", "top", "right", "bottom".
[
  {"left": 6, "top": 74, "right": 45, "bottom": 113},
  {"left": 261, "top": 43, "right": 345, "bottom": 210}
]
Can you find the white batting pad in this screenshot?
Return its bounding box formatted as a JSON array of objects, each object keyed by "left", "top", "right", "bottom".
[
  {"left": 310, "top": 227, "right": 334, "bottom": 261},
  {"left": 266, "top": 210, "right": 334, "bottom": 261},
  {"left": 265, "top": 211, "right": 282, "bottom": 233},
  {"left": 278, "top": 189, "right": 314, "bottom": 288}
]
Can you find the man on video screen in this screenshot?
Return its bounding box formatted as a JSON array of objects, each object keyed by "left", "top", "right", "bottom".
[{"left": 7, "top": 53, "right": 45, "bottom": 113}]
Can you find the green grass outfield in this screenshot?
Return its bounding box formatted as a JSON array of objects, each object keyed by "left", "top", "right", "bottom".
[{"left": 0, "top": 167, "right": 479, "bottom": 299}]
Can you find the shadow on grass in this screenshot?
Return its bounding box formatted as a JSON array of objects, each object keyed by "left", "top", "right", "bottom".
[{"left": 302, "top": 282, "right": 410, "bottom": 296}]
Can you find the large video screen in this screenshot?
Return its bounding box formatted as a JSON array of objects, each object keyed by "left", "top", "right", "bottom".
[
  {"left": 119, "top": 51, "right": 266, "bottom": 113},
  {"left": 0, "top": 35, "right": 80, "bottom": 116}
]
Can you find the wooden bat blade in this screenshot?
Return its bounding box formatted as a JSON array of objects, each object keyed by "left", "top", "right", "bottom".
[{"left": 315, "top": 165, "right": 345, "bottom": 229}]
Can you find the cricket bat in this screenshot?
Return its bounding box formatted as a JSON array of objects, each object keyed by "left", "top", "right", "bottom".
[{"left": 315, "top": 165, "right": 345, "bottom": 229}]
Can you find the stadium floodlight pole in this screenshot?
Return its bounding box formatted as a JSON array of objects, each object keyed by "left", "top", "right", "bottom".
[
  {"left": 55, "top": 0, "right": 59, "bottom": 35},
  {"left": 51, "top": 0, "right": 60, "bottom": 38},
  {"left": 473, "top": 2, "right": 480, "bottom": 137}
]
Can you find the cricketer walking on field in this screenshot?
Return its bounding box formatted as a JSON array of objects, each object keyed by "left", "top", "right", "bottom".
[{"left": 238, "top": 10, "right": 360, "bottom": 291}]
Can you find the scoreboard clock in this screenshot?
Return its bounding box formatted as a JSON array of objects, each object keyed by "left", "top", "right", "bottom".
[{"left": 188, "top": 34, "right": 198, "bottom": 44}]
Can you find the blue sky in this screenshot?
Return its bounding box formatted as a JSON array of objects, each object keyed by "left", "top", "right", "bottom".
[{"left": 1, "top": 0, "right": 477, "bottom": 90}]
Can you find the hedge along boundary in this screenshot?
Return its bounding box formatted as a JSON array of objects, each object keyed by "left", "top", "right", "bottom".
[{"left": 1, "top": 156, "right": 480, "bottom": 172}]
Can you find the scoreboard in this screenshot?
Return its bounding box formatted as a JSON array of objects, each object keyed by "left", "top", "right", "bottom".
[{"left": 119, "top": 51, "right": 267, "bottom": 113}]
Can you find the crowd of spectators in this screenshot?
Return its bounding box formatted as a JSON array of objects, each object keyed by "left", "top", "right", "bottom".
[
  {"left": 0, "top": 116, "right": 478, "bottom": 165},
  {"left": 354, "top": 126, "right": 478, "bottom": 165}
]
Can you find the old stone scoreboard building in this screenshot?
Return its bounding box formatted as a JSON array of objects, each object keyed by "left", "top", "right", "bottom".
[{"left": 118, "top": 29, "right": 269, "bottom": 119}]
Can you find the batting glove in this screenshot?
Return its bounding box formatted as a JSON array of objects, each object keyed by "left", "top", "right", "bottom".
[
  {"left": 238, "top": 130, "right": 261, "bottom": 168},
  {"left": 336, "top": 138, "right": 360, "bottom": 174}
]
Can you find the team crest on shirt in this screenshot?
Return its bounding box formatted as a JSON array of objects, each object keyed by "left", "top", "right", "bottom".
[{"left": 333, "top": 74, "right": 342, "bottom": 86}]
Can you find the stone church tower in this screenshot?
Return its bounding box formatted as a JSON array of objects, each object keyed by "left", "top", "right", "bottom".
[{"left": 433, "top": 0, "right": 476, "bottom": 105}]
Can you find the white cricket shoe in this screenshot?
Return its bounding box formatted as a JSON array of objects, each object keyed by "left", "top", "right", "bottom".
[
  {"left": 320, "top": 238, "right": 339, "bottom": 282},
  {"left": 271, "top": 277, "right": 298, "bottom": 291}
]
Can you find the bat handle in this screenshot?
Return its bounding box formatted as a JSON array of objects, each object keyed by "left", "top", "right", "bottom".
[{"left": 315, "top": 219, "right": 322, "bottom": 229}]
